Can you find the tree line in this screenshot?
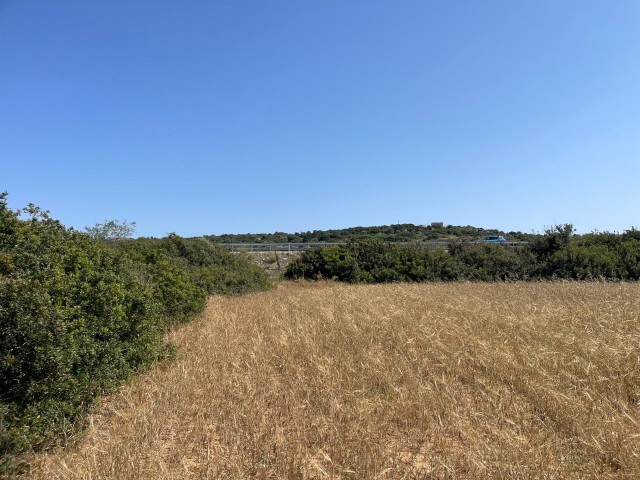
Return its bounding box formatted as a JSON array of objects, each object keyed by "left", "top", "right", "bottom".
[
  {"left": 285, "top": 225, "right": 640, "bottom": 282},
  {"left": 206, "top": 223, "right": 536, "bottom": 244}
]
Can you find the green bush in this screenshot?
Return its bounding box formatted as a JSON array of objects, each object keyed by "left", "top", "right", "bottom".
[
  {"left": 0, "top": 194, "right": 271, "bottom": 474},
  {"left": 285, "top": 227, "right": 640, "bottom": 283},
  {"left": 119, "top": 235, "right": 271, "bottom": 296},
  {"left": 0, "top": 200, "right": 165, "bottom": 471},
  {"left": 286, "top": 245, "right": 358, "bottom": 281},
  {"left": 545, "top": 233, "right": 640, "bottom": 280},
  {"left": 448, "top": 242, "right": 536, "bottom": 280},
  {"left": 285, "top": 240, "right": 462, "bottom": 283}
]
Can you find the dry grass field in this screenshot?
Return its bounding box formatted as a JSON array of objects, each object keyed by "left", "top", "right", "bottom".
[{"left": 28, "top": 282, "right": 640, "bottom": 479}]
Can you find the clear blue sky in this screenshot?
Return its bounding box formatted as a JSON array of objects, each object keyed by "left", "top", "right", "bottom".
[{"left": 2, "top": 1, "right": 639, "bottom": 237}]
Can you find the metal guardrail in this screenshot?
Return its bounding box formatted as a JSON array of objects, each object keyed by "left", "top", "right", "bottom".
[
  {"left": 220, "top": 243, "right": 346, "bottom": 252},
  {"left": 217, "top": 241, "right": 527, "bottom": 252}
]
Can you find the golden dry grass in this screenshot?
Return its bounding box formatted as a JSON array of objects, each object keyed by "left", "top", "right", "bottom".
[{"left": 27, "top": 282, "right": 640, "bottom": 479}]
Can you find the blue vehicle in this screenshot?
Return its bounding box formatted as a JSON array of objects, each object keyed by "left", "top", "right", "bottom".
[{"left": 480, "top": 235, "right": 507, "bottom": 244}]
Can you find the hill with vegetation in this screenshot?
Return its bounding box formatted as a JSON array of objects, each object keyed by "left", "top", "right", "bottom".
[{"left": 204, "top": 223, "right": 536, "bottom": 244}]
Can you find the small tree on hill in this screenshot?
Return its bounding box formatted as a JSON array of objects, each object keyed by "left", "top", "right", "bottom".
[{"left": 85, "top": 219, "right": 136, "bottom": 241}]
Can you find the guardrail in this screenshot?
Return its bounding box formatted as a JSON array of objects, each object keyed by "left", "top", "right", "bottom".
[
  {"left": 216, "top": 241, "right": 527, "bottom": 253},
  {"left": 219, "top": 243, "right": 346, "bottom": 252}
]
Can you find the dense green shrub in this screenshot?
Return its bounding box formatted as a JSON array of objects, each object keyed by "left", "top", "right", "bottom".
[
  {"left": 119, "top": 235, "right": 271, "bottom": 296},
  {"left": 113, "top": 240, "right": 207, "bottom": 322},
  {"left": 544, "top": 232, "right": 640, "bottom": 280},
  {"left": 285, "top": 226, "right": 640, "bottom": 283},
  {"left": 448, "top": 242, "right": 536, "bottom": 280},
  {"left": 0, "top": 194, "right": 271, "bottom": 474},
  {"left": 285, "top": 245, "right": 358, "bottom": 281},
  {"left": 285, "top": 240, "right": 462, "bottom": 283},
  {"left": 0, "top": 199, "right": 164, "bottom": 472},
  {"left": 349, "top": 240, "right": 462, "bottom": 282}
]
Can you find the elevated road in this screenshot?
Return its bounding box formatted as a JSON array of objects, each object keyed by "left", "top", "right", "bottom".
[{"left": 216, "top": 241, "right": 527, "bottom": 252}]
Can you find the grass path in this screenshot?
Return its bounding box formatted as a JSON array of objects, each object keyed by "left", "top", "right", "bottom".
[{"left": 28, "top": 282, "right": 640, "bottom": 479}]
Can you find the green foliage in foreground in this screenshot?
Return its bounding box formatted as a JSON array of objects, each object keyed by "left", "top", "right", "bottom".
[
  {"left": 0, "top": 194, "right": 270, "bottom": 474},
  {"left": 118, "top": 234, "right": 272, "bottom": 297},
  {"left": 285, "top": 226, "right": 640, "bottom": 282}
]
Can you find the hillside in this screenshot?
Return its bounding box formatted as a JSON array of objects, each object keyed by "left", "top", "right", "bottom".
[{"left": 204, "top": 223, "right": 536, "bottom": 244}]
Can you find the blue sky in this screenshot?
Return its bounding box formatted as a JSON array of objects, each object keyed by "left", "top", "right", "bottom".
[{"left": 1, "top": 1, "right": 639, "bottom": 237}]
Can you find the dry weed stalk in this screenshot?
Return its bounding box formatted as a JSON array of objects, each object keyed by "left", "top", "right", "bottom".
[{"left": 28, "top": 282, "right": 640, "bottom": 479}]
